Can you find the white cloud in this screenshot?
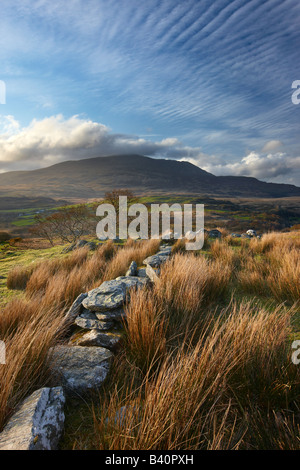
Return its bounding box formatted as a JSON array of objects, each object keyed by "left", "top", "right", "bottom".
[
  {"left": 0, "top": 114, "right": 207, "bottom": 171},
  {"left": 261, "top": 140, "right": 283, "bottom": 152},
  {"left": 185, "top": 150, "right": 300, "bottom": 185}
]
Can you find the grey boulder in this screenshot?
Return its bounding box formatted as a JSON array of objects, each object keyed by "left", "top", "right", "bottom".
[
  {"left": 0, "top": 387, "right": 65, "bottom": 450},
  {"left": 49, "top": 346, "right": 112, "bottom": 395},
  {"left": 208, "top": 229, "right": 222, "bottom": 238}
]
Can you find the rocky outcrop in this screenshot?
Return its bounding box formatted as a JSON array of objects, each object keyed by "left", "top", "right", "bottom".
[
  {"left": 49, "top": 346, "right": 112, "bottom": 396},
  {"left": 0, "top": 387, "right": 65, "bottom": 450}
]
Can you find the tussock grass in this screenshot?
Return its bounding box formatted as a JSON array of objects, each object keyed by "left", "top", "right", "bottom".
[
  {"left": 267, "top": 247, "right": 300, "bottom": 302},
  {"left": 154, "top": 254, "right": 231, "bottom": 334},
  {"left": 2, "top": 231, "right": 300, "bottom": 449},
  {"left": 0, "top": 299, "right": 66, "bottom": 431},
  {"left": 6, "top": 263, "right": 37, "bottom": 290},
  {"left": 124, "top": 287, "right": 167, "bottom": 373},
  {"left": 93, "top": 300, "right": 299, "bottom": 450}
]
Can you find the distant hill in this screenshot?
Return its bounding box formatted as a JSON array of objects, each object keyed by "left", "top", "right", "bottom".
[{"left": 0, "top": 154, "right": 299, "bottom": 199}]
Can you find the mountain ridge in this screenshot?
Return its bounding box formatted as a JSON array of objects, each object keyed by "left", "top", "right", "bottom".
[{"left": 0, "top": 154, "right": 299, "bottom": 199}]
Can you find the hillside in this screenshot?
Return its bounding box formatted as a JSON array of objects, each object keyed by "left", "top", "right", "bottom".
[{"left": 0, "top": 154, "right": 299, "bottom": 199}]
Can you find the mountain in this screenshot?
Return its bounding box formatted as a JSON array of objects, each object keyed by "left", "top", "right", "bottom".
[{"left": 0, "top": 154, "right": 299, "bottom": 199}]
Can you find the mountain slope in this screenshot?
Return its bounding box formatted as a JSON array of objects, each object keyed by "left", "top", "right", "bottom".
[{"left": 0, "top": 154, "right": 299, "bottom": 199}]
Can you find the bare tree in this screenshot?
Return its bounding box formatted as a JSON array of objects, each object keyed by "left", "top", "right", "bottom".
[
  {"left": 30, "top": 205, "right": 93, "bottom": 244},
  {"left": 104, "top": 189, "right": 135, "bottom": 214}
]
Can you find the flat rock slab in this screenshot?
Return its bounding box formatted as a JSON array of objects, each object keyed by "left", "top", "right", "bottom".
[
  {"left": 115, "top": 276, "right": 149, "bottom": 289},
  {"left": 82, "top": 280, "right": 127, "bottom": 312},
  {"left": 50, "top": 346, "right": 112, "bottom": 396},
  {"left": 75, "top": 315, "right": 114, "bottom": 331},
  {"left": 82, "top": 277, "right": 148, "bottom": 312},
  {"left": 0, "top": 387, "right": 65, "bottom": 450},
  {"left": 70, "top": 330, "right": 122, "bottom": 351},
  {"left": 95, "top": 308, "right": 126, "bottom": 322}
]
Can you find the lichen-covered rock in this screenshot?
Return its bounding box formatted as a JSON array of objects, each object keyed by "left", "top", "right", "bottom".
[
  {"left": 49, "top": 346, "right": 112, "bottom": 395},
  {"left": 125, "top": 261, "right": 138, "bottom": 277},
  {"left": 65, "top": 292, "right": 87, "bottom": 322},
  {"left": 114, "top": 276, "right": 149, "bottom": 289},
  {"left": 75, "top": 310, "right": 114, "bottom": 330},
  {"left": 70, "top": 330, "right": 122, "bottom": 351},
  {"left": 82, "top": 280, "right": 127, "bottom": 312},
  {"left": 0, "top": 387, "right": 65, "bottom": 450},
  {"left": 83, "top": 277, "right": 148, "bottom": 312},
  {"left": 143, "top": 253, "right": 169, "bottom": 268},
  {"left": 137, "top": 268, "right": 147, "bottom": 278},
  {"left": 95, "top": 308, "right": 125, "bottom": 322}
]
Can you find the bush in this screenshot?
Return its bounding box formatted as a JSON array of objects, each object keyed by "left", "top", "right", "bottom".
[{"left": 0, "top": 232, "right": 11, "bottom": 242}]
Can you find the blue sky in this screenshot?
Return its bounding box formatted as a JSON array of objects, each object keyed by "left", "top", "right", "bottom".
[{"left": 0, "top": 0, "right": 300, "bottom": 184}]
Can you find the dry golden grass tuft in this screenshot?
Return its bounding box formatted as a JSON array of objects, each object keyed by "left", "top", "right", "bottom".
[
  {"left": 124, "top": 287, "right": 167, "bottom": 373},
  {"left": 2, "top": 231, "right": 300, "bottom": 449},
  {"left": 0, "top": 299, "right": 66, "bottom": 431},
  {"left": 154, "top": 253, "right": 231, "bottom": 332},
  {"left": 93, "top": 300, "right": 299, "bottom": 450}
]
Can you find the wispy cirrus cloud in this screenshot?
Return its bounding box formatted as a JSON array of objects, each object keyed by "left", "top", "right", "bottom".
[{"left": 0, "top": 1, "right": 299, "bottom": 184}]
